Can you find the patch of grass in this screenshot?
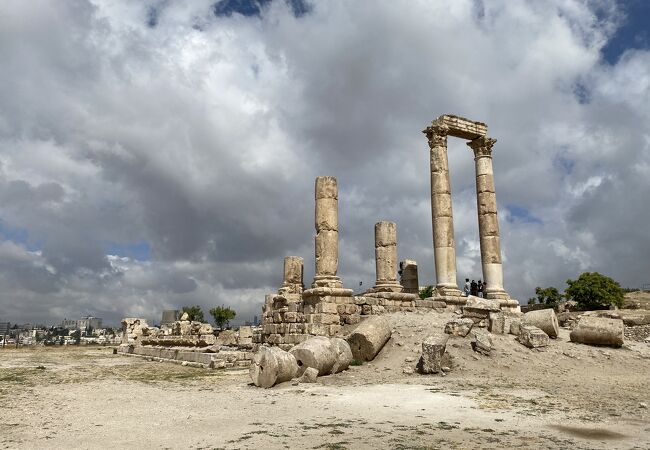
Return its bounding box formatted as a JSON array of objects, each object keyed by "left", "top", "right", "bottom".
[{"left": 350, "top": 359, "right": 364, "bottom": 366}]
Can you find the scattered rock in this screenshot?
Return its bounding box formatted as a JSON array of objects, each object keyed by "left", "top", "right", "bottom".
[
  {"left": 488, "top": 312, "right": 506, "bottom": 334},
  {"left": 470, "top": 330, "right": 492, "bottom": 356},
  {"left": 509, "top": 319, "right": 522, "bottom": 336},
  {"left": 416, "top": 332, "right": 449, "bottom": 374},
  {"left": 639, "top": 402, "right": 648, "bottom": 409},
  {"left": 518, "top": 325, "right": 549, "bottom": 348},
  {"left": 403, "top": 366, "right": 414, "bottom": 375},
  {"left": 444, "top": 318, "right": 474, "bottom": 337},
  {"left": 299, "top": 367, "right": 319, "bottom": 383}
]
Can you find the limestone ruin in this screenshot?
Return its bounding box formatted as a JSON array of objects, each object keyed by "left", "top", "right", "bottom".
[
  {"left": 259, "top": 114, "right": 521, "bottom": 347},
  {"left": 423, "top": 114, "right": 519, "bottom": 310}
]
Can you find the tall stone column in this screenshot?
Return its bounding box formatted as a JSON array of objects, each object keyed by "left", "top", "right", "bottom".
[
  {"left": 279, "top": 256, "right": 304, "bottom": 295},
  {"left": 467, "top": 136, "right": 509, "bottom": 300},
  {"left": 312, "top": 176, "right": 343, "bottom": 289},
  {"left": 373, "top": 221, "right": 402, "bottom": 292},
  {"left": 423, "top": 121, "right": 461, "bottom": 297}
]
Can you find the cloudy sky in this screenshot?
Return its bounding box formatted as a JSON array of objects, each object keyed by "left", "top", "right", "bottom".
[{"left": 0, "top": 0, "right": 649, "bottom": 327}]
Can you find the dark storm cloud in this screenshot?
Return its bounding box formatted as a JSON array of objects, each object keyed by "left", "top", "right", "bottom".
[{"left": 0, "top": 0, "right": 648, "bottom": 327}]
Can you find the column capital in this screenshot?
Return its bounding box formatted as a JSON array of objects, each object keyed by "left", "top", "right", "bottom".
[
  {"left": 468, "top": 136, "right": 497, "bottom": 158},
  {"left": 423, "top": 121, "right": 449, "bottom": 148}
]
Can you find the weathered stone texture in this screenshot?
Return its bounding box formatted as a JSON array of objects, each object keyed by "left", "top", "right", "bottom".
[
  {"left": 523, "top": 309, "right": 559, "bottom": 339},
  {"left": 570, "top": 317, "right": 624, "bottom": 347},
  {"left": 444, "top": 318, "right": 474, "bottom": 337},
  {"left": 518, "top": 325, "right": 549, "bottom": 348},
  {"left": 347, "top": 316, "right": 391, "bottom": 361},
  {"left": 417, "top": 332, "right": 449, "bottom": 374}
]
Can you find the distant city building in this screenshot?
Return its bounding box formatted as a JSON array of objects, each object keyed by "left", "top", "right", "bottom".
[
  {"left": 0, "top": 321, "right": 10, "bottom": 336},
  {"left": 161, "top": 310, "right": 180, "bottom": 326},
  {"left": 61, "top": 316, "right": 102, "bottom": 330}
]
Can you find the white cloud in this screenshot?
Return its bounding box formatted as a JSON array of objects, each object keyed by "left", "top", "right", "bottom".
[{"left": 0, "top": 0, "right": 648, "bottom": 325}]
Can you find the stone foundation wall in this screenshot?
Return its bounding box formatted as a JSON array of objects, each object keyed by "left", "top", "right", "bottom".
[
  {"left": 118, "top": 344, "right": 253, "bottom": 369},
  {"left": 259, "top": 293, "right": 458, "bottom": 346}
]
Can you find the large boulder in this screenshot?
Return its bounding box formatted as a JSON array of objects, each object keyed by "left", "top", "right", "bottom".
[
  {"left": 518, "top": 325, "right": 549, "bottom": 348},
  {"left": 289, "top": 336, "right": 337, "bottom": 376},
  {"left": 523, "top": 309, "right": 559, "bottom": 338},
  {"left": 250, "top": 346, "right": 298, "bottom": 388},
  {"left": 416, "top": 332, "right": 449, "bottom": 374},
  {"left": 570, "top": 317, "right": 624, "bottom": 347},
  {"left": 346, "top": 316, "right": 391, "bottom": 361}
]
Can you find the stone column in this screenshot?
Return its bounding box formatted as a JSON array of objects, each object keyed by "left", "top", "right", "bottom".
[
  {"left": 279, "top": 256, "right": 303, "bottom": 295},
  {"left": 399, "top": 259, "right": 419, "bottom": 294},
  {"left": 467, "top": 136, "right": 508, "bottom": 300},
  {"left": 423, "top": 121, "right": 461, "bottom": 297},
  {"left": 312, "top": 176, "right": 343, "bottom": 288},
  {"left": 373, "top": 222, "right": 402, "bottom": 292}
]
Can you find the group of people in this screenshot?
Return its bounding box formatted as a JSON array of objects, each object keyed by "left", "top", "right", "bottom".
[{"left": 463, "top": 278, "right": 487, "bottom": 297}]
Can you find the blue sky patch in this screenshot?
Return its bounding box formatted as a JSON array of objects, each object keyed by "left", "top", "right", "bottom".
[
  {"left": 553, "top": 155, "right": 575, "bottom": 175},
  {"left": 506, "top": 204, "right": 543, "bottom": 225},
  {"left": 0, "top": 222, "right": 41, "bottom": 252},
  {"left": 601, "top": 0, "right": 650, "bottom": 64},
  {"left": 213, "top": 0, "right": 311, "bottom": 18},
  {"left": 105, "top": 241, "right": 152, "bottom": 261}
]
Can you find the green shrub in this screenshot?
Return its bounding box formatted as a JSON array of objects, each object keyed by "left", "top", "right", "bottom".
[
  {"left": 527, "top": 286, "right": 563, "bottom": 308},
  {"left": 419, "top": 285, "right": 434, "bottom": 299},
  {"left": 565, "top": 272, "right": 624, "bottom": 310}
]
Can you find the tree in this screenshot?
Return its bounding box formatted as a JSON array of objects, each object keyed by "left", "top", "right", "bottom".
[
  {"left": 527, "top": 286, "right": 563, "bottom": 308},
  {"left": 419, "top": 285, "right": 434, "bottom": 299},
  {"left": 210, "top": 306, "right": 236, "bottom": 330},
  {"left": 565, "top": 272, "right": 624, "bottom": 310},
  {"left": 181, "top": 305, "right": 205, "bottom": 322}
]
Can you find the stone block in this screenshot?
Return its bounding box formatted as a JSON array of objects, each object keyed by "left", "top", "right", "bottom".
[
  {"left": 488, "top": 312, "right": 506, "bottom": 334},
  {"left": 444, "top": 318, "right": 474, "bottom": 337},
  {"left": 284, "top": 312, "right": 298, "bottom": 323},
  {"left": 316, "top": 302, "right": 339, "bottom": 314},
  {"left": 471, "top": 330, "right": 492, "bottom": 355},
  {"left": 518, "top": 325, "right": 549, "bottom": 348},
  {"left": 416, "top": 332, "right": 449, "bottom": 374},
  {"left": 345, "top": 314, "right": 361, "bottom": 325}
]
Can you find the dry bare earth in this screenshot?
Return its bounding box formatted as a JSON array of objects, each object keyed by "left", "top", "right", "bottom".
[{"left": 1, "top": 311, "right": 649, "bottom": 449}]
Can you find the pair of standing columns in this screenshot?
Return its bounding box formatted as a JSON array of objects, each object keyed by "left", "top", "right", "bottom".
[
  {"left": 309, "top": 177, "right": 402, "bottom": 292},
  {"left": 424, "top": 125, "right": 507, "bottom": 300}
]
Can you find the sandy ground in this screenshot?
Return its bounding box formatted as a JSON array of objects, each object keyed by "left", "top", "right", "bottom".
[{"left": 1, "top": 310, "right": 650, "bottom": 449}]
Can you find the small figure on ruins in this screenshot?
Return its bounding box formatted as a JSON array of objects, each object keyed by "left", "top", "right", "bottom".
[
  {"left": 464, "top": 278, "right": 470, "bottom": 297},
  {"left": 477, "top": 280, "right": 484, "bottom": 298},
  {"left": 470, "top": 280, "right": 478, "bottom": 296}
]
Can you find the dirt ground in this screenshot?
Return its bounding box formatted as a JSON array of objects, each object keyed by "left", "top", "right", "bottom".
[{"left": 1, "top": 310, "right": 650, "bottom": 449}]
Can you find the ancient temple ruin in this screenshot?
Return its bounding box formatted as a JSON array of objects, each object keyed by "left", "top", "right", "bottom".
[
  {"left": 423, "top": 114, "right": 519, "bottom": 310},
  {"left": 259, "top": 117, "right": 520, "bottom": 345}
]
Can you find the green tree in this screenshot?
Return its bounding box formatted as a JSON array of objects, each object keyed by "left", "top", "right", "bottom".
[
  {"left": 181, "top": 305, "right": 205, "bottom": 322},
  {"left": 527, "top": 286, "right": 563, "bottom": 308},
  {"left": 565, "top": 272, "right": 624, "bottom": 310},
  {"left": 210, "top": 305, "right": 236, "bottom": 330},
  {"left": 419, "top": 285, "right": 434, "bottom": 299}
]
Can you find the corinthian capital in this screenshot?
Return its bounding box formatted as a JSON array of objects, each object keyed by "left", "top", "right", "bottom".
[
  {"left": 423, "top": 120, "right": 449, "bottom": 148},
  {"left": 468, "top": 136, "right": 497, "bottom": 157}
]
